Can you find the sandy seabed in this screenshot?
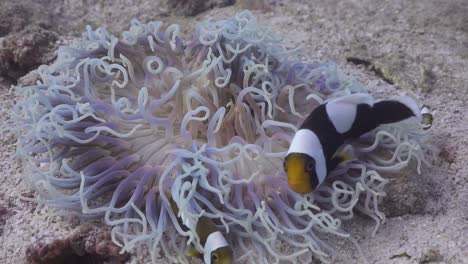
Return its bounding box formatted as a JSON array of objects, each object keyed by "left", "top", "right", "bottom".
[{"left": 0, "top": 0, "right": 467, "bottom": 263}]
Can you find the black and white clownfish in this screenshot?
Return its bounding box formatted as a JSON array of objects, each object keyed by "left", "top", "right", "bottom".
[
  {"left": 284, "top": 93, "right": 433, "bottom": 193},
  {"left": 166, "top": 193, "right": 233, "bottom": 264}
]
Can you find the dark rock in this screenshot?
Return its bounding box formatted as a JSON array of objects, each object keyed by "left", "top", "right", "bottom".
[
  {"left": 0, "top": 203, "right": 9, "bottom": 236},
  {"left": 438, "top": 145, "right": 456, "bottom": 164},
  {"left": 0, "top": 25, "right": 57, "bottom": 82},
  {"left": 238, "top": 0, "right": 271, "bottom": 10},
  {"left": 419, "top": 248, "right": 443, "bottom": 264},
  {"left": 25, "top": 225, "right": 129, "bottom": 264},
  {"left": 419, "top": 66, "right": 437, "bottom": 93},
  {"left": 168, "top": 0, "right": 235, "bottom": 16},
  {"left": 0, "top": 4, "right": 31, "bottom": 37},
  {"left": 389, "top": 252, "right": 411, "bottom": 260}
]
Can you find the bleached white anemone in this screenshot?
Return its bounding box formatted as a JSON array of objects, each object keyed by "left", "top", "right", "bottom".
[{"left": 14, "top": 10, "right": 436, "bottom": 263}]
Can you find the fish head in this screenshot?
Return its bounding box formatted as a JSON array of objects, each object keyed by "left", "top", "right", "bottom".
[
  {"left": 284, "top": 153, "right": 317, "bottom": 193},
  {"left": 210, "top": 246, "right": 233, "bottom": 264}
]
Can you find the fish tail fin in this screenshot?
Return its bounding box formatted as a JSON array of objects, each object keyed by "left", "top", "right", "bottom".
[{"left": 421, "top": 104, "right": 433, "bottom": 130}]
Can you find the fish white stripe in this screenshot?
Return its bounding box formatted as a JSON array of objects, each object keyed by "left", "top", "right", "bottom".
[
  {"left": 204, "top": 231, "right": 229, "bottom": 264},
  {"left": 421, "top": 106, "right": 430, "bottom": 115},
  {"left": 326, "top": 101, "right": 357, "bottom": 133},
  {"left": 287, "top": 129, "right": 327, "bottom": 184},
  {"left": 181, "top": 211, "right": 196, "bottom": 230},
  {"left": 326, "top": 93, "right": 375, "bottom": 134}
]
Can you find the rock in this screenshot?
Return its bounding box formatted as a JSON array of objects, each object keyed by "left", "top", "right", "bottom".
[
  {"left": 167, "top": 0, "right": 235, "bottom": 16},
  {"left": 419, "top": 66, "right": 437, "bottom": 93},
  {"left": 0, "top": 4, "right": 31, "bottom": 37},
  {"left": 0, "top": 203, "right": 9, "bottom": 236},
  {"left": 419, "top": 248, "right": 443, "bottom": 264},
  {"left": 238, "top": 0, "right": 271, "bottom": 10},
  {"left": 17, "top": 70, "right": 40, "bottom": 87},
  {"left": 25, "top": 225, "right": 129, "bottom": 264},
  {"left": 0, "top": 25, "right": 57, "bottom": 82}
]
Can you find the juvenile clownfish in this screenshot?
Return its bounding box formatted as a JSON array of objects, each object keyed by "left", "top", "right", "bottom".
[
  {"left": 284, "top": 93, "right": 433, "bottom": 193},
  {"left": 166, "top": 193, "right": 233, "bottom": 264}
]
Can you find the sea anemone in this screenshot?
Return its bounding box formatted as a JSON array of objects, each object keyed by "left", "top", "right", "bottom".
[{"left": 14, "top": 10, "right": 437, "bottom": 263}]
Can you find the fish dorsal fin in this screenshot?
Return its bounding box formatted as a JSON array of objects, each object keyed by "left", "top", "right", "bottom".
[{"left": 328, "top": 93, "right": 375, "bottom": 106}]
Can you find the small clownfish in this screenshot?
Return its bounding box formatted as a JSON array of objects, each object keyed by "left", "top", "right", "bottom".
[
  {"left": 284, "top": 93, "right": 433, "bottom": 193},
  {"left": 166, "top": 193, "right": 233, "bottom": 264}
]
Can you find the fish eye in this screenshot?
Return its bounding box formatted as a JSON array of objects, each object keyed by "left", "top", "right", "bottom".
[
  {"left": 211, "top": 253, "right": 219, "bottom": 262},
  {"left": 306, "top": 160, "right": 315, "bottom": 172}
]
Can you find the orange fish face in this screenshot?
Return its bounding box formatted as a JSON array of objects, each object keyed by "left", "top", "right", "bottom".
[{"left": 284, "top": 153, "right": 316, "bottom": 193}]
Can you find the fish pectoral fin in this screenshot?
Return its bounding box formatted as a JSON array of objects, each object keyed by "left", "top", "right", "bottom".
[
  {"left": 333, "top": 151, "right": 352, "bottom": 162},
  {"left": 185, "top": 245, "right": 203, "bottom": 259},
  {"left": 329, "top": 151, "right": 353, "bottom": 171}
]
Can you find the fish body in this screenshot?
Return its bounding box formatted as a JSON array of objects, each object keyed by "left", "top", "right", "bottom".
[
  {"left": 285, "top": 93, "right": 429, "bottom": 193},
  {"left": 167, "top": 194, "right": 233, "bottom": 264}
]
